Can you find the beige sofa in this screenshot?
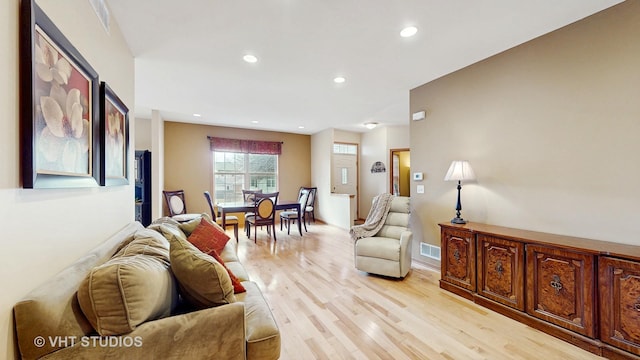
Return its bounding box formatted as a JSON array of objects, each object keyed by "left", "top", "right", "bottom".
[{"left": 13, "top": 218, "right": 280, "bottom": 360}]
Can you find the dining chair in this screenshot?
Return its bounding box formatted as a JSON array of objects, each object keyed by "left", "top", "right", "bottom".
[
  {"left": 242, "top": 189, "right": 263, "bottom": 202},
  {"left": 162, "top": 190, "right": 200, "bottom": 222},
  {"left": 280, "top": 187, "right": 309, "bottom": 234},
  {"left": 246, "top": 192, "right": 279, "bottom": 243},
  {"left": 302, "top": 187, "right": 317, "bottom": 225},
  {"left": 203, "top": 191, "right": 239, "bottom": 241},
  {"left": 242, "top": 189, "right": 263, "bottom": 236}
]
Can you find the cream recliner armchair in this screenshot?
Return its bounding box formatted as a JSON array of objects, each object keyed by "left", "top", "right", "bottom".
[{"left": 354, "top": 196, "right": 412, "bottom": 278}]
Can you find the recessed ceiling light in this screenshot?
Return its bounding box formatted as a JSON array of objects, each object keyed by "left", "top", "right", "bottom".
[
  {"left": 333, "top": 76, "right": 346, "bottom": 84},
  {"left": 243, "top": 55, "right": 258, "bottom": 63},
  {"left": 251, "top": 120, "right": 259, "bottom": 124},
  {"left": 400, "top": 26, "right": 418, "bottom": 38},
  {"left": 364, "top": 122, "right": 378, "bottom": 129},
  {"left": 298, "top": 126, "right": 305, "bottom": 129},
  {"left": 193, "top": 113, "right": 201, "bottom": 117}
]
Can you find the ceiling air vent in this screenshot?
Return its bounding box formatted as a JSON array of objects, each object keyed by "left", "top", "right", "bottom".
[{"left": 89, "top": 0, "right": 110, "bottom": 34}]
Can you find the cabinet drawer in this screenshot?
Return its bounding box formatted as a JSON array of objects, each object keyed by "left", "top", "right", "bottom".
[
  {"left": 599, "top": 256, "right": 640, "bottom": 355},
  {"left": 477, "top": 235, "right": 525, "bottom": 311},
  {"left": 441, "top": 227, "right": 476, "bottom": 292},
  {"left": 526, "top": 245, "right": 595, "bottom": 337}
]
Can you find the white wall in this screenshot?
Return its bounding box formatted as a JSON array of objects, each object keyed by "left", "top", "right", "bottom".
[
  {"left": 409, "top": 0, "right": 640, "bottom": 265},
  {"left": 360, "top": 125, "right": 410, "bottom": 218},
  {"left": 0, "top": 0, "right": 134, "bottom": 358},
  {"left": 386, "top": 125, "right": 410, "bottom": 152},
  {"left": 360, "top": 127, "right": 388, "bottom": 217},
  {"left": 313, "top": 126, "right": 410, "bottom": 228},
  {"left": 310, "top": 128, "right": 359, "bottom": 229},
  {"left": 134, "top": 117, "right": 151, "bottom": 150}
]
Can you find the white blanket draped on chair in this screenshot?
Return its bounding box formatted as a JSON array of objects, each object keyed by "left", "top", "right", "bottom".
[{"left": 349, "top": 193, "right": 394, "bottom": 240}]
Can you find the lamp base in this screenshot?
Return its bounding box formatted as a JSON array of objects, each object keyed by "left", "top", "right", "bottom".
[{"left": 451, "top": 217, "right": 467, "bottom": 224}]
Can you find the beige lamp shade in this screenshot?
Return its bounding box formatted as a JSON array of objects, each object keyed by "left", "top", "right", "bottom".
[{"left": 444, "top": 161, "right": 476, "bottom": 182}]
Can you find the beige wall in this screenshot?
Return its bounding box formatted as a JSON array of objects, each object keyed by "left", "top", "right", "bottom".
[
  {"left": 163, "top": 121, "right": 311, "bottom": 216},
  {"left": 0, "top": 0, "right": 134, "bottom": 358},
  {"left": 409, "top": 1, "right": 640, "bottom": 265}
]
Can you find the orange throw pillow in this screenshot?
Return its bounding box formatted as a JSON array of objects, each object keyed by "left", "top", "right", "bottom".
[
  {"left": 209, "top": 251, "right": 246, "bottom": 294},
  {"left": 187, "top": 218, "right": 230, "bottom": 255}
]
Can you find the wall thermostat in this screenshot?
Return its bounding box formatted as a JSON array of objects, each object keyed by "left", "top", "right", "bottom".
[{"left": 413, "top": 172, "right": 423, "bottom": 181}]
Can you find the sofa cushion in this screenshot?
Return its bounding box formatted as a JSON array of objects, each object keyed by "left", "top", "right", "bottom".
[
  {"left": 219, "top": 239, "right": 239, "bottom": 262},
  {"left": 236, "top": 281, "right": 281, "bottom": 360},
  {"left": 14, "top": 223, "right": 144, "bottom": 360},
  {"left": 168, "top": 234, "right": 236, "bottom": 309},
  {"left": 209, "top": 250, "right": 246, "bottom": 294},
  {"left": 187, "top": 217, "right": 230, "bottom": 255},
  {"left": 77, "top": 230, "right": 178, "bottom": 336},
  {"left": 225, "top": 261, "right": 250, "bottom": 282}
]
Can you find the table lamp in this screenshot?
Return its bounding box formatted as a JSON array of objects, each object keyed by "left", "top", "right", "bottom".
[{"left": 444, "top": 160, "right": 476, "bottom": 224}]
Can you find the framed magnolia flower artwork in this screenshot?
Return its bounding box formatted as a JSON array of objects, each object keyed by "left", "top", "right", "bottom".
[
  {"left": 20, "top": 0, "right": 100, "bottom": 188},
  {"left": 100, "top": 82, "right": 129, "bottom": 186}
]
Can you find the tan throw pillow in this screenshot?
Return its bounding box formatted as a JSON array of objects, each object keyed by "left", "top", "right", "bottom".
[
  {"left": 77, "top": 231, "right": 178, "bottom": 336},
  {"left": 178, "top": 213, "right": 213, "bottom": 236},
  {"left": 114, "top": 228, "right": 170, "bottom": 261},
  {"left": 77, "top": 254, "right": 178, "bottom": 336},
  {"left": 168, "top": 234, "right": 236, "bottom": 309},
  {"left": 148, "top": 223, "right": 188, "bottom": 243}
]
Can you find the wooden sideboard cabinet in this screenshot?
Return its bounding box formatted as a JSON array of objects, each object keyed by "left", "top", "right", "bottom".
[
  {"left": 439, "top": 222, "right": 640, "bottom": 359},
  {"left": 599, "top": 256, "right": 640, "bottom": 358},
  {"left": 440, "top": 227, "right": 475, "bottom": 297},
  {"left": 526, "top": 244, "right": 595, "bottom": 337},
  {"left": 477, "top": 234, "right": 525, "bottom": 311}
]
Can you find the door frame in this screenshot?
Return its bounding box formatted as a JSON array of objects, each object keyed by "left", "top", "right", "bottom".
[{"left": 389, "top": 148, "right": 410, "bottom": 196}]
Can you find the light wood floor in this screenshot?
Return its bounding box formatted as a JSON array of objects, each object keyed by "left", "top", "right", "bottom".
[{"left": 234, "top": 222, "right": 604, "bottom": 360}]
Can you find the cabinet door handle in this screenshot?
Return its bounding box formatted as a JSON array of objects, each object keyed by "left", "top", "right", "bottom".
[
  {"left": 453, "top": 249, "right": 460, "bottom": 262},
  {"left": 550, "top": 274, "right": 563, "bottom": 294},
  {"left": 635, "top": 297, "right": 640, "bottom": 312},
  {"left": 495, "top": 260, "right": 504, "bottom": 277}
]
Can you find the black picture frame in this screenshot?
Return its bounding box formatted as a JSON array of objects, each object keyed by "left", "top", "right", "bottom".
[
  {"left": 20, "top": 0, "right": 100, "bottom": 188},
  {"left": 100, "top": 82, "right": 130, "bottom": 186}
]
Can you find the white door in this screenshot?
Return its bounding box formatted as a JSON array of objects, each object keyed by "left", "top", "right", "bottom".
[
  {"left": 332, "top": 152, "right": 358, "bottom": 221},
  {"left": 332, "top": 154, "right": 357, "bottom": 195}
]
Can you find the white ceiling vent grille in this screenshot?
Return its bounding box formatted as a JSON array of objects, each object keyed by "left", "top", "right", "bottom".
[{"left": 89, "top": 0, "right": 110, "bottom": 34}]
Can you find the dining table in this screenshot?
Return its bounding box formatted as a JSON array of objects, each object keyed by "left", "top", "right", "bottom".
[{"left": 218, "top": 199, "right": 303, "bottom": 236}]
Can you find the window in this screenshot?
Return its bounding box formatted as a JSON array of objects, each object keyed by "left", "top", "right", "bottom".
[
  {"left": 213, "top": 152, "right": 278, "bottom": 203},
  {"left": 333, "top": 143, "right": 357, "bottom": 155}
]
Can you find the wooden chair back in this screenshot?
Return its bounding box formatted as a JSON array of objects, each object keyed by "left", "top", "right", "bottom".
[
  {"left": 163, "top": 190, "right": 187, "bottom": 216},
  {"left": 242, "top": 189, "right": 263, "bottom": 203},
  {"left": 303, "top": 187, "right": 316, "bottom": 208},
  {"left": 203, "top": 191, "right": 217, "bottom": 221},
  {"left": 253, "top": 192, "right": 279, "bottom": 220}
]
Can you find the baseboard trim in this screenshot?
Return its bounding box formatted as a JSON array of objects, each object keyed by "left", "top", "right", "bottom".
[{"left": 412, "top": 257, "right": 440, "bottom": 271}]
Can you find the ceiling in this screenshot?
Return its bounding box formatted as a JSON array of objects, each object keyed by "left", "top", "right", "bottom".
[{"left": 106, "top": 0, "right": 622, "bottom": 135}]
